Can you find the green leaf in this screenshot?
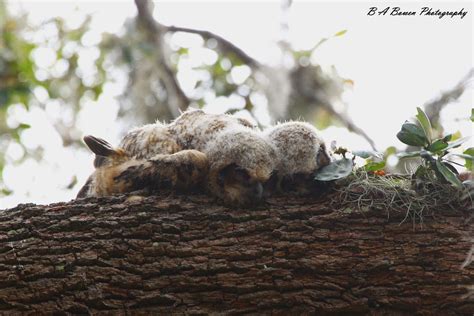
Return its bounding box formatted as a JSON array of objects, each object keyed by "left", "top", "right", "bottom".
[
  {"left": 427, "top": 138, "right": 448, "bottom": 153},
  {"left": 442, "top": 134, "right": 452, "bottom": 142},
  {"left": 352, "top": 150, "right": 382, "bottom": 160},
  {"left": 397, "top": 151, "right": 422, "bottom": 158},
  {"left": 352, "top": 150, "right": 372, "bottom": 159},
  {"left": 396, "top": 122, "right": 427, "bottom": 146},
  {"left": 334, "top": 29, "right": 347, "bottom": 37},
  {"left": 383, "top": 146, "right": 397, "bottom": 159},
  {"left": 451, "top": 147, "right": 474, "bottom": 171},
  {"left": 402, "top": 122, "right": 426, "bottom": 138},
  {"left": 450, "top": 131, "right": 462, "bottom": 141},
  {"left": 177, "top": 47, "right": 189, "bottom": 55},
  {"left": 314, "top": 158, "right": 353, "bottom": 181},
  {"left": 435, "top": 160, "right": 462, "bottom": 188},
  {"left": 463, "top": 147, "right": 474, "bottom": 171},
  {"left": 384, "top": 146, "right": 397, "bottom": 157},
  {"left": 0, "top": 188, "right": 13, "bottom": 196},
  {"left": 416, "top": 107, "right": 432, "bottom": 144},
  {"left": 18, "top": 123, "right": 31, "bottom": 130},
  {"left": 471, "top": 109, "right": 474, "bottom": 122},
  {"left": 445, "top": 136, "right": 470, "bottom": 150},
  {"left": 365, "top": 161, "right": 385, "bottom": 172},
  {"left": 442, "top": 162, "right": 459, "bottom": 175}
]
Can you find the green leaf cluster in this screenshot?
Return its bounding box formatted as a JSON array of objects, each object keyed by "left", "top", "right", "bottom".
[{"left": 397, "top": 107, "right": 471, "bottom": 189}]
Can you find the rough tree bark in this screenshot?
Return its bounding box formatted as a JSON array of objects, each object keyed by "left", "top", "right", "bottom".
[{"left": 0, "top": 192, "right": 472, "bottom": 315}]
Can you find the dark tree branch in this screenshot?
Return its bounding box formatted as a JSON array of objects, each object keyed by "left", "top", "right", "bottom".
[
  {"left": 323, "top": 102, "right": 378, "bottom": 151},
  {"left": 424, "top": 68, "right": 473, "bottom": 128},
  {"left": 165, "top": 25, "right": 261, "bottom": 69},
  {"left": 134, "top": 0, "right": 160, "bottom": 34},
  {"left": 134, "top": 0, "right": 189, "bottom": 116},
  {"left": 290, "top": 65, "right": 378, "bottom": 150}
]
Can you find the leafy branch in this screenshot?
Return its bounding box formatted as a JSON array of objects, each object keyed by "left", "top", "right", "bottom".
[{"left": 397, "top": 107, "right": 472, "bottom": 188}]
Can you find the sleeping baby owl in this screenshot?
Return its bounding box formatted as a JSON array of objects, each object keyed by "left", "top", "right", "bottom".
[
  {"left": 78, "top": 109, "right": 277, "bottom": 206},
  {"left": 263, "top": 121, "right": 331, "bottom": 194},
  {"left": 77, "top": 110, "right": 330, "bottom": 204}
]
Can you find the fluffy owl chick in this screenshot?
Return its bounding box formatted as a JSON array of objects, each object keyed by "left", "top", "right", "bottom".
[
  {"left": 169, "top": 109, "right": 276, "bottom": 206},
  {"left": 168, "top": 108, "right": 256, "bottom": 149},
  {"left": 205, "top": 129, "right": 277, "bottom": 206},
  {"left": 77, "top": 135, "right": 208, "bottom": 198},
  {"left": 119, "top": 122, "right": 182, "bottom": 159},
  {"left": 263, "top": 122, "right": 331, "bottom": 194}
]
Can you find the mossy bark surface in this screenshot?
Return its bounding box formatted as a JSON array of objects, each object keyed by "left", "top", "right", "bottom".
[{"left": 0, "top": 193, "right": 472, "bottom": 315}]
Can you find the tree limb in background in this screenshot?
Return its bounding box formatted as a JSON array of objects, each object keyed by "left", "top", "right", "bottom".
[
  {"left": 134, "top": 0, "right": 189, "bottom": 117},
  {"left": 323, "top": 102, "right": 377, "bottom": 150},
  {"left": 289, "top": 65, "right": 378, "bottom": 150},
  {"left": 278, "top": 0, "right": 293, "bottom": 52},
  {"left": 133, "top": 0, "right": 377, "bottom": 150},
  {"left": 165, "top": 25, "right": 261, "bottom": 69},
  {"left": 424, "top": 68, "right": 473, "bottom": 129}
]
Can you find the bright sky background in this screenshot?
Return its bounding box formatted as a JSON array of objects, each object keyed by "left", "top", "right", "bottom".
[{"left": 1, "top": 0, "right": 472, "bottom": 209}]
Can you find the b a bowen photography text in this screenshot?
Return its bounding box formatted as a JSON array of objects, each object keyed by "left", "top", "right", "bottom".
[{"left": 367, "top": 6, "right": 468, "bottom": 19}]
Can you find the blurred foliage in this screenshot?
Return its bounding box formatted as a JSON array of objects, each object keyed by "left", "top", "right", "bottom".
[
  {"left": 101, "top": 23, "right": 260, "bottom": 126},
  {"left": 0, "top": 2, "right": 107, "bottom": 196}
]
